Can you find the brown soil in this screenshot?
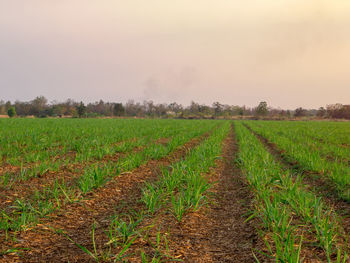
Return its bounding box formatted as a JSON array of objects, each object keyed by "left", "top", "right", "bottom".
[
  {"left": 124, "top": 125, "right": 264, "bottom": 262},
  {"left": 167, "top": 125, "right": 262, "bottom": 262},
  {"left": 0, "top": 133, "right": 209, "bottom": 262},
  {"left": 205, "top": 126, "right": 261, "bottom": 262}
]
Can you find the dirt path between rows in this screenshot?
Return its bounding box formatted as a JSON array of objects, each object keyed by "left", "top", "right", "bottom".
[
  {"left": 131, "top": 124, "right": 264, "bottom": 262},
  {"left": 181, "top": 124, "right": 261, "bottom": 262},
  {"left": 0, "top": 133, "right": 209, "bottom": 262},
  {"left": 205, "top": 126, "right": 260, "bottom": 262}
]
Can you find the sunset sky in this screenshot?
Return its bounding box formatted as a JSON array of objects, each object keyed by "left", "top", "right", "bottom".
[{"left": 1, "top": 1, "right": 349, "bottom": 109}]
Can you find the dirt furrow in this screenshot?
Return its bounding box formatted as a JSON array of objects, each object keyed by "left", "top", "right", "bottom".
[
  {"left": 174, "top": 125, "right": 260, "bottom": 262},
  {"left": 0, "top": 133, "right": 209, "bottom": 262},
  {"left": 129, "top": 124, "right": 262, "bottom": 262},
  {"left": 204, "top": 125, "right": 261, "bottom": 262}
]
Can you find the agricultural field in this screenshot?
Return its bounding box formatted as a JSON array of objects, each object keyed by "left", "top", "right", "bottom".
[{"left": 1, "top": 119, "right": 350, "bottom": 262}]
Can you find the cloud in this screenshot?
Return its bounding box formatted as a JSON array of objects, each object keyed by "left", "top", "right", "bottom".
[
  {"left": 0, "top": 0, "right": 349, "bottom": 108},
  {"left": 142, "top": 67, "right": 197, "bottom": 103}
]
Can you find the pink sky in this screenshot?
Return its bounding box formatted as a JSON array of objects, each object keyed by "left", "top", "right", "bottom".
[{"left": 0, "top": 0, "right": 349, "bottom": 108}]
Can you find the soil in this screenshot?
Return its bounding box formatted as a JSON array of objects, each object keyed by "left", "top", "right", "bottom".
[
  {"left": 205, "top": 126, "right": 261, "bottom": 262},
  {"left": 163, "top": 125, "right": 263, "bottom": 262},
  {"left": 124, "top": 125, "right": 264, "bottom": 262}
]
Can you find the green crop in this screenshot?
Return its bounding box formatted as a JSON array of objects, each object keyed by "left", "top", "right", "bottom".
[
  {"left": 246, "top": 120, "right": 350, "bottom": 201},
  {"left": 141, "top": 122, "right": 230, "bottom": 221},
  {"left": 0, "top": 119, "right": 220, "bottom": 239},
  {"left": 235, "top": 121, "right": 347, "bottom": 262}
]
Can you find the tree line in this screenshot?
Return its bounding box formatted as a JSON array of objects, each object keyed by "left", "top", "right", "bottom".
[{"left": 0, "top": 97, "right": 349, "bottom": 120}]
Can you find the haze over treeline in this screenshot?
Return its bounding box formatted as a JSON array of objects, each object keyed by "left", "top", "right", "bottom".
[
  {"left": 1, "top": 1, "right": 350, "bottom": 108},
  {"left": 1, "top": 96, "right": 349, "bottom": 119}
]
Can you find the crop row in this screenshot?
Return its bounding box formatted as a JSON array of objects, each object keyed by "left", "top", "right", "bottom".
[
  {"left": 0, "top": 120, "right": 218, "bottom": 188},
  {"left": 234, "top": 122, "right": 347, "bottom": 262},
  {"left": 60, "top": 122, "right": 231, "bottom": 261},
  {"left": 245, "top": 121, "right": 350, "bottom": 201},
  {"left": 0, "top": 120, "right": 220, "bottom": 242},
  {"left": 0, "top": 119, "right": 215, "bottom": 165},
  {"left": 251, "top": 121, "right": 350, "bottom": 163}
]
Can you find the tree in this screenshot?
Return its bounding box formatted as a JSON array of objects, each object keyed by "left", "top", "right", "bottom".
[
  {"left": 76, "top": 102, "right": 86, "bottom": 118},
  {"left": 326, "top": 104, "right": 350, "bottom": 119},
  {"left": 5, "top": 101, "right": 11, "bottom": 111},
  {"left": 213, "top": 102, "right": 223, "bottom": 117},
  {"left": 189, "top": 101, "right": 200, "bottom": 115},
  {"left": 317, "top": 107, "right": 326, "bottom": 118},
  {"left": 0, "top": 100, "right": 5, "bottom": 114},
  {"left": 113, "top": 103, "right": 125, "bottom": 116},
  {"left": 125, "top": 100, "right": 143, "bottom": 117},
  {"left": 255, "top": 101, "right": 268, "bottom": 116},
  {"left": 143, "top": 100, "right": 154, "bottom": 116},
  {"left": 154, "top": 103, "right": 167, "bottom": 117},
  {"left": 51, "top": 104, "right": 65, "bottom": 117},
  {"left": 294, "top": 107, "right": 307, "bottom": 117},
  {"left": 30, "top": 96, "right": 48, "bottom": 116},
  {"left": 7, "top": 107, "right": 16, "bottom": 118}
]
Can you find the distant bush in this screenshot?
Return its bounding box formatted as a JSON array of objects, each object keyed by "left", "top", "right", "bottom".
[
  {"left": 86, "top": 112, "right": 101, "bottom": 118},
  {"left": 7, "top": 107, "right": 16, "bottom": 118}
]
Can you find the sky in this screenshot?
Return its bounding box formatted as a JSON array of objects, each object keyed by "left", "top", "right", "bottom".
[{"left": 0, "top": 0, "right": 349, "bottom": 109}]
